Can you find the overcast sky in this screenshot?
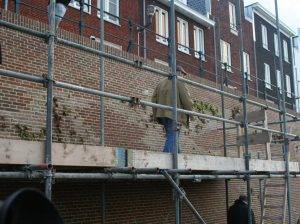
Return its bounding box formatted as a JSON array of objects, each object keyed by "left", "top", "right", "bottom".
[{"left": 244, "top": 0, "right": 300, "bottom": 33}]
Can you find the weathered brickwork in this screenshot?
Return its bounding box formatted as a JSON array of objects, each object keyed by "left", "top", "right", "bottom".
[{"left": 0, "top": 9, "right": 300, "bottom": 224}]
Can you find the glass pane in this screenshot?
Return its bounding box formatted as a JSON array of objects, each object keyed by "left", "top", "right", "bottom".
[
  {"left": 162, "top": 12, "right": 167, "bottom": 37},
  {"left": 155, "top": 11, "right": 159, "bottom": 34},
  {"left": 109, "top": 2, "right": 117, "bottom": 21}
]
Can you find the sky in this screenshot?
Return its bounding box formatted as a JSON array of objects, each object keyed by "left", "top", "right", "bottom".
[{"left": 244, "top": 0, "right": 300, "bottom": 33}]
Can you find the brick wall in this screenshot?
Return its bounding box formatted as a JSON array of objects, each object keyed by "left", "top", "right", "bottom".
[
  {"left": 0, "top": 9, "right": 300, "bottom": 223},
  {"left": 0, "top": 0, "right": 257, "bottom": 93}
]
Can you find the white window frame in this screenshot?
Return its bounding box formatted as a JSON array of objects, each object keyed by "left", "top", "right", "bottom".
[
  {"left": 229, "top": 2, "right": 238, "bottom": 35},
  {"left": 276, "top": 70, "right": 282, "bottom": 93},
  {"left": 69, "top": 0, "right": 91, "bottom": 14},
  {"left": 177, "top": 17, "right": 189, "bottom": 54},
  {"left": 261, "top": 24, "right": 268, "bottom": 50},
  {"left": 286, "top": 75, "right": 292, "bottom": 98},
  {"left": 155, "top": 7, "right": 169, "bottom": 45},
  {"left": 274, "top": 34, "right": 279, "bottom": 56},
  {"left": 193, "top": 26, "right": 205, "bottom": 60},
  {"left": 220, "top": 40, "right": 232, "bottom": 72},
  {"left": 283, "top": 40, "right": 289, "bottom": 62},
  {"left": 97, "top": 0, "right": 120, "bottom": 25},
  {"left": 243, "top": 52, "right": 251, "bottom": 80},
  {"left": 264, "top": 63, "right": 271, "bottom": 89}
]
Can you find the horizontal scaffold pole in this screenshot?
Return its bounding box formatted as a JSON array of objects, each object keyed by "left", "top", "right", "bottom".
[{"left": 0, "top": 171, "right": 299, "bottom": 180}]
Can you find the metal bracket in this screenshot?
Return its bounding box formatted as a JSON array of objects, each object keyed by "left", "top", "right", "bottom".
[
  {"left": 42, "top": 74, "right": 55, "bottom": 88},
  {"left": 244, "top": 153, "right": 251, "bottom": 160},
  {"left": 134, "top": 60, "right": 143, "bottom": 68},
  {"left": 44, "top": 33, "right": 57, "bottom": 44},
  {"left": 239, "top": 96, "right": 246, "bottom": 103},
  {"left": 129, "top": 97, "right": 141, "bottom": 108}
]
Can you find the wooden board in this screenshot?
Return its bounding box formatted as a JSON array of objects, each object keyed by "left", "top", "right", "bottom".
[
  {"left": 235, "top": 110, "right": 266, "bottom": 123},
  {"left": 1, "top": 139, "right": 299, "bottom": 172},
  {"left": 127, "top": 150, "right": 299, "bottom": 172},
  {"left": 0, "top": 138, "right": 118, "bottom": 167}
]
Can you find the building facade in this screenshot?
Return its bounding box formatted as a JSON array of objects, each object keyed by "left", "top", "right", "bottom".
[
  {"left": 1, "top": 0, "right": 259, "bottom": 92},
  {"left": 1, "top": 1, "right": 300, "bottom": 223},
  {"left": 245, "top": 3, "right": 296, "bottom": 110}
]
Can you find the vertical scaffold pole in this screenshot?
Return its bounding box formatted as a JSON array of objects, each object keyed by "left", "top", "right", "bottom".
[
  {"left": 274, "top": 0, "right": 292, "bottom": 222},
  {"left": 221, "top": 65, "right": 229, "bottom": 216},
  {"left": 100, "top": 0, "right": 105, "bottom": 146},
  {"left": 79, "top": 0, "right": 84, "bottom": 35},
  {"left": 45, "top": 0, "right": 56, "bottom": 200},
  {"left": 169, "top": 0, "right": 180, "bottom": 223},
  {"left": 237, "top": 0, "right": 252, "bottom": 223}
]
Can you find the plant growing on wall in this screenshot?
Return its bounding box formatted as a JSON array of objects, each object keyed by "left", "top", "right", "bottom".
[
  {"left": 231, "top": 106, "right": 241, "bottom": 119},
  {"left": 192, "top": 100, "right": 219, "bottom": 132},
  {"left": 15, "top": 124, "right": 46, "bottom": 141}
]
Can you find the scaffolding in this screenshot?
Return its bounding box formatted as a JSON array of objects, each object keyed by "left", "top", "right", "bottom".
[{"left": 0, "top": 0, "right": 300, "bottom": 223}]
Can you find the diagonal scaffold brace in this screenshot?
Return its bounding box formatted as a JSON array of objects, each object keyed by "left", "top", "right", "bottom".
[{"left": 161, "top": 170, "right": 207, "bottom": 224}]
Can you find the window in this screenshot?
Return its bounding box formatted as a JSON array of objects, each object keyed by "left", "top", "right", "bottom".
[
  {"left": 283, "top": 40, "right": 289, "bottom": 62},
  {"left": 286, "top": 75, "right": 292, "bottom": 98},
  {"left": 261, "top": 24, "right": 268, "bottom": 50},
  {"left": 229, "top": 2, "right": 237, "bottom": 34},
  {"left": 276, "top": 70, "right": 282, "bottom": 93},
  {"left": 274, "top": 34, "right": 279, "bottom": 56},
  {"left": 155, "top": 7, "right": 169, "bottom": 45},
  {"left": 69, "top": 0, "right": 91, "bottom": 13},
  {"left": 243, "top": 52, "right": 251, "bottom": 80},
  {"left": 97, "top": 0, "right": 119, "bottom": 25},
  {"left": 264, "top": 63, "right": 271, "bottom": 89},
  {"left": 194, "top": 26, "right": 205, "bottom": 60},
  {"left": 177, "top": 18, "right": 189, "bottom": 54},
  {"left": 220, "top": 40, "right": 231, "bottom": 71}
]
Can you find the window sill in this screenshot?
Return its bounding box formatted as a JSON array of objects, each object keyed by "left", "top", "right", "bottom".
[
  {"left": 221, "top": 66, "right": 233, "bottom": 73},
  {"left": 265, "top": 86, "right": 272, "bottom": 90},
  {"left": 230, "top": 28, "right": 238, "bottom": 36},
  {"left": 97, "top": 14, "right": 120, "bottom": 26},
  {"left": 178, "top": 46, "right": 190, "bottom": 55},
  {"left": 194, "top": 53, "right": 206, "bottom": 61},
  {"left": 263, "top": 45, "right": 269, "bottom": 51},
  {"left": 69, "top": 4, "right": 91, "bottom": 14},
  {"left": 156, "top": 37, "right": 168, "bottom": 46}
]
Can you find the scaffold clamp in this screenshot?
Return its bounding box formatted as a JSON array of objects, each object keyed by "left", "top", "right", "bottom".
[
  {"left": 42, "top": 74, "right": 56, "bottom": 88},
  {"left": 129, "top": 97, "right": 141, "bottom": 108},
  {"left": 134, "top": 60, "right": 143, "bottom": 68}
]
